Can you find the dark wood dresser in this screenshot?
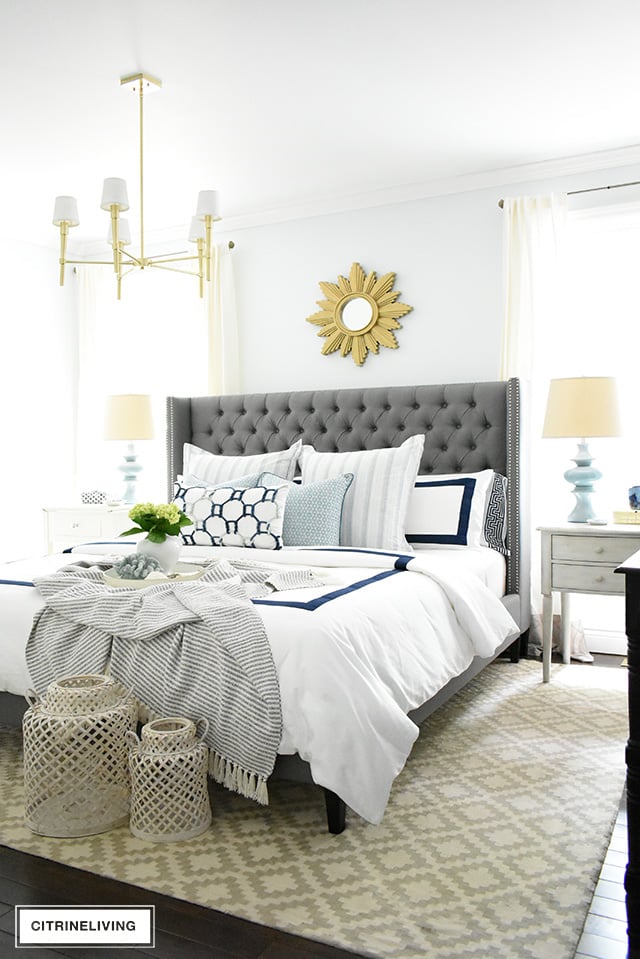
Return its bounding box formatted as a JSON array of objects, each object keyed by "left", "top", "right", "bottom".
[{"left": 616, "top": 550, "right": 640, "bottom": 958}]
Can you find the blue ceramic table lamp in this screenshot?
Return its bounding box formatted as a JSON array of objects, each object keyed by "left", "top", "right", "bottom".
[
  {"left": 542, "top": 376, "right": 622, "bottom": 523},
  {"left": 104, "top": 394, "right": 155, "bottom": 504}
]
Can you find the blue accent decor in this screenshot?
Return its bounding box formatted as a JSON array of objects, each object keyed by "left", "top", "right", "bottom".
[
  {"left": 564, "top": 441, "right": 601, "bottom": 523},
  {"left": 629, "top": 486, "right": 640, "bottom": 511},
  {"left": 0, "top": 578, "right": 34, "bottom": 587},
  {"left": 259, "top": 471, "right": 353, "bottom": 546}
]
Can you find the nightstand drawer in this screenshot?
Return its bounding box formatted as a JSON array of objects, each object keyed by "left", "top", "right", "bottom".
[
  {"left": 49, "top": 512, "right": 103, "bottom": 539},
  {"left": 551, "top": 562, "right": 624, "bottom": 594},
  {"left": 552, "top": 534, "right": 639, "bottom": 565}
]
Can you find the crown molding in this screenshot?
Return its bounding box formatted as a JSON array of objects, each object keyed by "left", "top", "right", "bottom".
[
  {"left": 61, "top": 143, "right": 640, "bottom": 254},
  {"left": 220, "top": 143, "right": 640, "bottom": 232}
]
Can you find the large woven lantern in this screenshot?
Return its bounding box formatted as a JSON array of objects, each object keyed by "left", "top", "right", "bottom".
[{"left": 23, "top": 674, "right": 137, "bottom": 837}]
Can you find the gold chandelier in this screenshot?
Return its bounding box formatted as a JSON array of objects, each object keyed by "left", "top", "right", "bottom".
[{"left": 52, "top": 73, "right": 220, "bottom": 299}]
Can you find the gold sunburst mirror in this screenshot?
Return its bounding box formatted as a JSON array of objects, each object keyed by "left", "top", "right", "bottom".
[{"left": 306, "top": 262, "right": 413, "bottom": 366}]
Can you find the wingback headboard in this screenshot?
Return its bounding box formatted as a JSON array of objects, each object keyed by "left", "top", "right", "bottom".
[{"left": 166, "top": 378, "right": 529, "bottom": 634}]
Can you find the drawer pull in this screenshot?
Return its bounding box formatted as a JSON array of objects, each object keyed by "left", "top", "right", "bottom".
[
  {"left": 72, "top": 522, "right": 80, "bottom": 529},
  {"left": 594, "top": 575, "right": 605, "bottom": 583},
  {"left": 595, "top": 547, "right": 604, "bottom": 554}
]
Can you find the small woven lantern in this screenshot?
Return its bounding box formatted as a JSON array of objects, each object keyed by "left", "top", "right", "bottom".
[
  {"left": 128, "top": 716, "right": 211, "bottom": 842},
  {"left": 23, "top": 674, "right": 137, "bottom": 837}
]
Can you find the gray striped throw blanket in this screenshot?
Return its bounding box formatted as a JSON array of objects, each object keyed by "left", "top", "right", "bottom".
[{"left": 26, "top": 559, "right": 300, "bottom": 805}]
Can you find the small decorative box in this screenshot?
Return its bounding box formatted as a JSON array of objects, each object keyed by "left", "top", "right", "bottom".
[{"left": 81, "top": 490, "right": 107, "bottom": 505}]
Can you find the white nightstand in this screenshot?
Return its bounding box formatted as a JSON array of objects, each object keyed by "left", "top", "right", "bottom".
[
  {"left": 539, "top": 523, "right": 640, "bottom": 682},
  {"left": 43, "top": 505, "right": 131, "bottom": 554}
]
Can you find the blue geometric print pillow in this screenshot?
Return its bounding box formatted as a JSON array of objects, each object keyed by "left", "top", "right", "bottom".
[
  {"left": 259, "top": 471, "right": 354, "bottom": 547},
  {"left": 174, "top": 482, "right": 289, "bottom": 549}
]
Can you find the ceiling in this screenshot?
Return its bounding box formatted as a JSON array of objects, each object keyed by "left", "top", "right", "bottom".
[{"left": 4, "top": 0, "right": 640, "bottom": 250}]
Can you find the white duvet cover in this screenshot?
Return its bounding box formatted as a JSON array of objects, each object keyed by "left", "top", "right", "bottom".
[{"left": 0, "top": 543, "right": 517, "bottom": 824}]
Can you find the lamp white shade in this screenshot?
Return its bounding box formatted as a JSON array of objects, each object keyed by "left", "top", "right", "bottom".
[
  {"left": 107, "top": 218, "right": 132, "bottom": 246},
  {"left": 53, "top": 196, "right": 79, "bottom": 227},
  {"left": 196, "top": 190, "right": 221, "bottom": 219},
  {"left": 542, "top": 376, "right": 622, "bottom": 439},
  {"left": 104, "top": 394, "right": 154, "bottom": 441},
  {"left": 188, "top": 216, "right": 206, "bottom": 242},
  {"left": 101, "top": 177, "right": 130, "bottom": 212}
]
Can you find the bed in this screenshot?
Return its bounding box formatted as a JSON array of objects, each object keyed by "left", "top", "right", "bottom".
[{"left": 0, "top": 378, "right": 529, "bottom": 833}]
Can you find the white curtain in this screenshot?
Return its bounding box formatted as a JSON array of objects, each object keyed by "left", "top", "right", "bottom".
[
  {"left": 205, "top": 243, "right": 241, "bottom": 395},
  {"left": 500, "top": 193, "right": 568, "bottom": 380},
  {"left": 498, "top": 193, "right": 593, "bottom": 659}
]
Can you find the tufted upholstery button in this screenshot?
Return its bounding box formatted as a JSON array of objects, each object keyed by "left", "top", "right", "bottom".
[
  {"left": 413, "top": 403, "right": 420, "bottom": 410},
  {"left": 346, "top": 426, "right": 352, "bottom": 432},
  {"left": 426, "top": 466, "right": 434, "bottom": 473},
  {"left": 455, "top": 466, "right": 462, "bottom": 472},
  {"left": 455, "top": 423, "right": 461, "bottom": 429},
  {"left": 426, "top": 424, "right": 433, "bottom": 431},
  {"left": 471, "top": 444, "right": 477, "bottom": 450},
  {"left": 399, "top": 424, "right": 405, "bottom": 431},
  {"left": 470, "top": 401, "right": 476, "bottom": 408},
  {"left": 310, "top": 407, "right": 315, "bottom": 414},
  {"left": 321, "top": 427, "right": 327, "bottom": 433},
  {"left": 274, "top": 427, "right": 280, "bottom": 434},
  {"left": 441, "top": 402, "right": 448, "bottom": 409},
  {"left": 385, "top": 404, "right": 391, "bottom": 411},
  {"left": 371, "top": 425, "right": 377, "bottom": 432},
  {"left": 441, "top": 445, "right": 448, "bottom": 451}
]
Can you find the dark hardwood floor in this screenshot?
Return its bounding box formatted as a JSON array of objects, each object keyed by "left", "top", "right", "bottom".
[{"left": 0, "top": 653, "right": 628, "bottom": 958}]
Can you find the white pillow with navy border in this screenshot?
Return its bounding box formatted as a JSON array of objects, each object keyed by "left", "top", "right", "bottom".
[{"left": 405, "top": 469, "right": 495, "bottom": 547}]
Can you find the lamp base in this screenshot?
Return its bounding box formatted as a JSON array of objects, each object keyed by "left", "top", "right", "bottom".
[
  {"left": 564, "top": 440, "right": 601, "bottom": 523},
  {"left": 118, "top": 442, "right": 143, "bottom": 505}
]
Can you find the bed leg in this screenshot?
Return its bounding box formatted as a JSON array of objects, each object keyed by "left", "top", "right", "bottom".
[
  {"left": 323, "top": 789, "right": 346, "bottom": 834},
  {"left": 509, "top": 637, "right": 521, "bottom": 663}
]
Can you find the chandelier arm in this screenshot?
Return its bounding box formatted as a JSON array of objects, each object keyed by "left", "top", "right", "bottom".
[
  {"left": 58, "top": 223, "right": 69, "bottom": 286},
  {"left": 139, "top": 79, "right": 145, "bottom": 264},
  {"left": 146, "top": 253, "right": 200, "bottom": 265},
  {"left": 147, "top": 263, "right": 203, "bottom": 276},
  {"left": 120, "top": 249, "right": 143, "bottom": 267}
]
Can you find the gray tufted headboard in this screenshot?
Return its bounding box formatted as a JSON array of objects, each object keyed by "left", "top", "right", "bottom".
[{"left": 166, "top": 378, "right": 529, "bottom": 634}]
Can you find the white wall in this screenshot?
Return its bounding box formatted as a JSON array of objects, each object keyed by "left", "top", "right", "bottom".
[
  {"left": 0, "top": 242, "right": 76, "bottom": 561},
  {"left": 215, "top": 161, "right": 640, "bottom": 396}
]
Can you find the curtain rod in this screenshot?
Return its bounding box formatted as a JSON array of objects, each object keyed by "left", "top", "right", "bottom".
[{"left": 498, "top": 179, "right": 640, "bottom": 208}]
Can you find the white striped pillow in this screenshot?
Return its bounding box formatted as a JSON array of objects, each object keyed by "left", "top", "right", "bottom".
[
  {"left": 183, "top": 439, "right": 302, "bottom": 484},
  {"left": 300, "top": 434, "right": 424, "bottom": 550}
]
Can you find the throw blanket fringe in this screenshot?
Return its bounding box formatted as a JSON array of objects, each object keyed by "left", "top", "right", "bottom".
[
  {"left": 136, "top": 697, "right": 269, "bottom": 804},
  {"left": 210, "top": 753, "right": 269, "bottom": 805}
]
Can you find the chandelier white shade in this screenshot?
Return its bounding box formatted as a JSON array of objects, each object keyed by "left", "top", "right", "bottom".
[{"left": 52, "top": 72, "right": 221, "bottom": 299}]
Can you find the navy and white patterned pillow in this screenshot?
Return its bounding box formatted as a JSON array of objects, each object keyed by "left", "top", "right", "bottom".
[
  {"left": 482, "top": 472, "right": 509, "bottom": 555},
  {"left": 174, "top": 482, "right": 289, "bottom": 549},
  {"left": 259, "top": 471, "right": 354, "bottom": 547}
]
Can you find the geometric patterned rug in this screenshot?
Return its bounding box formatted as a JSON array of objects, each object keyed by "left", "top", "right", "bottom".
[{"left": 0, "top": 660, "right": 628, "bottom": 959}]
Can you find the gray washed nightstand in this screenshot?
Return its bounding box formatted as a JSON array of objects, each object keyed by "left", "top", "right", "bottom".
[{"left": 539, "top": 523, "right": 640, "bottom": 682}]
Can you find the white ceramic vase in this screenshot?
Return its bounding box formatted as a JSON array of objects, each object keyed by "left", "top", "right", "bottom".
[{"left": 136, "top": 535, "right": 181, "bottom": 574}]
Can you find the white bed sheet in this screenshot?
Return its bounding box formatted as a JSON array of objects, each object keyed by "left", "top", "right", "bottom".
[{"left": 0, "top": 543, "right": 516, "bottom": 823}]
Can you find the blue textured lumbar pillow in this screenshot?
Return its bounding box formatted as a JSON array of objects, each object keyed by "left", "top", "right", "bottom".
[{"left": 258, "top": 471, "right": 354, "bottom": 547}]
